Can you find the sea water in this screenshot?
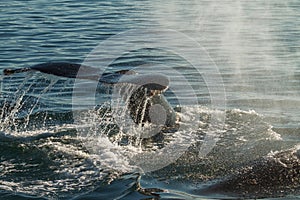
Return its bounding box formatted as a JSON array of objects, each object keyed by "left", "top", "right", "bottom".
[{"left": 0, "top": 1, "right": 299, "bottom": 199}]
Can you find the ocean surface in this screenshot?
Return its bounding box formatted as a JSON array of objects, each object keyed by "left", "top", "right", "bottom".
[{"left": 0, "top": 0, "right": 299, "bottom": 199}]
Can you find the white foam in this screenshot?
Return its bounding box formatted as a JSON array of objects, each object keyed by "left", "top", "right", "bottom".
[
  {"left": 265, "top": 126, "right": 282, "bottom": 141},
  {"left": 231, "top": 108, "right": 261, "bottom": 116}
]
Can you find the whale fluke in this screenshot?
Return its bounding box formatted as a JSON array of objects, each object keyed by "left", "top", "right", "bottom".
[
  {"left": 4, "top": 62, "right": 100, "bottom": 80},
  {"left": 3, "top": 62, "right": 169, "bottom": 91}
]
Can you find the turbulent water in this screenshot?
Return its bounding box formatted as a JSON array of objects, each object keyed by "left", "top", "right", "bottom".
[{"left": 0, "top": 1, "right": 299, "bottom": 199}]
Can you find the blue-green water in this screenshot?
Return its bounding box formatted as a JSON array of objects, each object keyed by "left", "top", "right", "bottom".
[{"left": 0, "top": 1, "right": 300, "bottom": 199}]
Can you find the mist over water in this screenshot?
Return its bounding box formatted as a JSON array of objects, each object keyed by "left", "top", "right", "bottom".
[
  {"left": 0, "top": 0, "right": 299, "bottom": 199},
  {"left": 152, "top": 0, "right": 300, "bottom": 126}
]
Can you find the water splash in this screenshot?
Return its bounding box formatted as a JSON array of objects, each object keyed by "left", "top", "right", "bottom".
[
  {"left": 1, "top": 73, "right": 34, "bottom": 131},
  {"left": 0, "top": 73, "right": 123, "bottom": 198},
  {"left": 0, "top": 72, "right": 75, "bottom": 135}
]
